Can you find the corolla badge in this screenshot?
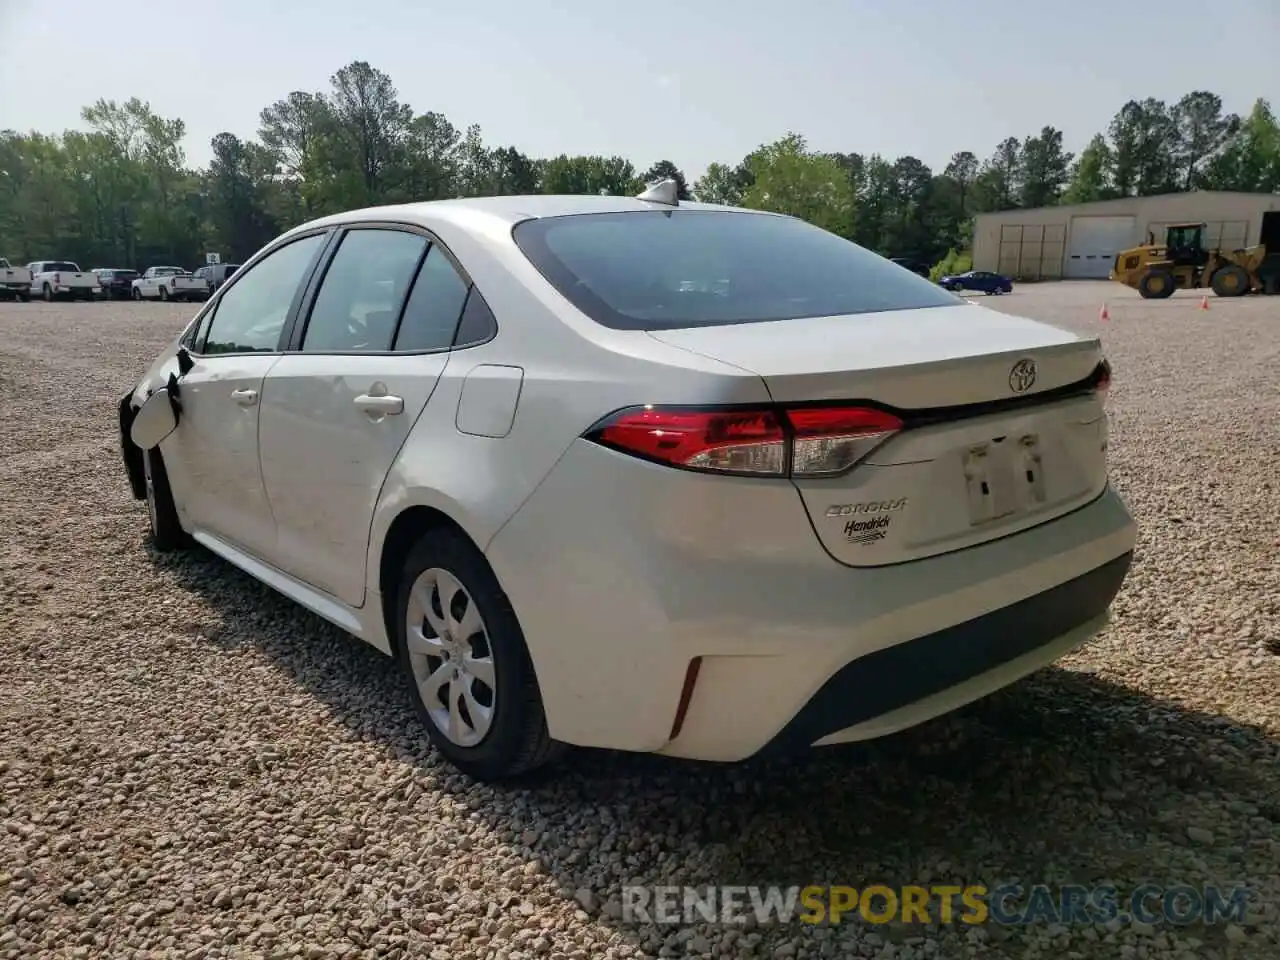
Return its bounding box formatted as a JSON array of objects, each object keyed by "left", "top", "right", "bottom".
[{"left": 1008, "top": 358, "right": 1037, "bottom": 393}]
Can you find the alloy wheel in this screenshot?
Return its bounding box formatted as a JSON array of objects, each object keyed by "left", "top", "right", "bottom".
[{"left": 405, "top": 567, "right": 497, "bottom": 747}]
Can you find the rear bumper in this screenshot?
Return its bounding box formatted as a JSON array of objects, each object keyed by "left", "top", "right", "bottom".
[
  {"left": 487, "top": 439, "right": 1136, "bottom": 760},
  {"left": 755, "top": 549, "right": 1131, "bottom": 758}
]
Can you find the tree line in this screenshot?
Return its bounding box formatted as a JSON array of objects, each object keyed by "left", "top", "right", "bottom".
[{"left": 1, "top": 60, "right": 1277, "bottom": 272}]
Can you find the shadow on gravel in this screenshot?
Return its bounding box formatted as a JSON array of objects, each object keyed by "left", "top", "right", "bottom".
[{"left": 150, "top": 541, "right": 1280, "bottom": 957}]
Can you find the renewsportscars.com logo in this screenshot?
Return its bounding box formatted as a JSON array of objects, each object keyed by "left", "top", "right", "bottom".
[{"left": 620, "top": 884, "right": 1251, "bottom": 928}]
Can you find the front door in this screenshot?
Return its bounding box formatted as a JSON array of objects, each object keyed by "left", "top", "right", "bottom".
[
  {"left": 162, "top": 355, "right": 281, "bottom": 557},
  {"left": 162, "top": 231, "right": 331, "bottom": 558},
  {"left": 258, "top": 227, "right": 473, "bottom": 606}
]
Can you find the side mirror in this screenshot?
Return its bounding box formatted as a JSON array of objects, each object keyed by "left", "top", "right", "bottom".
[{"left": 130, "top": 388, "right": 179, "bottom": 450}]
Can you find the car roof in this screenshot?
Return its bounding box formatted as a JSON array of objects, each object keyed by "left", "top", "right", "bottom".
[{"left": 296, "top": 194, "right": 770, "bottom": 235}]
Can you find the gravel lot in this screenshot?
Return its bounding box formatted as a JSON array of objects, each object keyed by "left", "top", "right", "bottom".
[{"left": 2, "top": 282, "right": 1278, "bottom": 960}]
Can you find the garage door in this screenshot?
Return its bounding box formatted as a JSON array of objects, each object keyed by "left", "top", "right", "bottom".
[{"left": 1065, "top": 216, "right": 1136, "bottom": 279}]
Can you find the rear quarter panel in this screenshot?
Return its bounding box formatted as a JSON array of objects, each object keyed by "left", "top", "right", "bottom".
[{"left": 362, "top": 210, "right": 774, "bottom": 597}]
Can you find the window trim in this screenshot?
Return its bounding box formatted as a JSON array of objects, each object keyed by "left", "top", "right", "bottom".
[
  {"left": 185, "top": 227, "right": 336, "bottom": 358},
  {"left": 280, "top": 219, "right": 490, "bottom": 358}
]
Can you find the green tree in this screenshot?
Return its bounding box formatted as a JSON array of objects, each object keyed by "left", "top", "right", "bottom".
[
  {"left": 740, "top": 134, "right": 854, "bottom": 236},
  {"left": 402, "top": 111, "right": 460, "bottom": 201},
  {"left": 972, "top": 138, "right": 1021, "bottom": 211},
  {"left": 1202, "top": 98, "right": 1280, "bottom": 192},
  {"left": 1018, "top": 127, "right": 1073, "bottom": 208},
  {"left": 692, "top": 162, "right": 743, "bottom": 205},
  {"left": 204, "top": 133, "right": 279, "bottom": 261},
  {"left": 943, "top": 151, "right": 978, "bottom": 217},
  {"left": 490, "top": 147, "right": 540, "bottom": 195},
  {"left": 1171, "top": 91, "right": 1239, "bottom": 190},
  {"left": 1109, "top": 98, "right": 1177, "bottom": 196},
  {"left": 540, "top": 155, "right": 640, "bottom": 196},
  {"left": 1061, "top": 134, "right": 1115, "bottom": 204},
  {"left": 323, "top": 61, "right": 413, "bottom": 206}
]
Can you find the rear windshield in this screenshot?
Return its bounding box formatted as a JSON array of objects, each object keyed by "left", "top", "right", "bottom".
[
  {"left": 512, "top": 210, "right": 959, "bottom": 331},
  {"left": 46, "top": 262, "right": 79, "bottom": 273}
]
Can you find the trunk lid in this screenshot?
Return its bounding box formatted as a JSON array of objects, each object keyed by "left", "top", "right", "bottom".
[{"left": 647, "top": 303, "right": 1110, "bottom": 566}]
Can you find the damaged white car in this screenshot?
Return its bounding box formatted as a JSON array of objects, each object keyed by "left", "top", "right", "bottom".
[{"left": 118, "top": 183, "right": 1135, "bottom": 782}]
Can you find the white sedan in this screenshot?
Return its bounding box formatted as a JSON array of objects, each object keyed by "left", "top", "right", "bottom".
[{"left": 117, "top": 182, "right": 1135, "bottom": 781}]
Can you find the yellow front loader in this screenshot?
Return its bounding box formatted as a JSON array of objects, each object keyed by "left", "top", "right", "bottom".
[{"left": 1109, "top": 219, "right": 1280, "bottom": 299}]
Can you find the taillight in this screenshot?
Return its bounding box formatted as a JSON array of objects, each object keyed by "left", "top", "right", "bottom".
[
  {"left": 787, "top": 406, "right": 903, "bottom": 476},
  {"left": 587, "top": 404, "right": 902, "bottom": 478},
  {"left": 594, "top": 407, "right": 786, "bottom": 475},
  {"left": 52, "top": 273, "right": 60, "bottom": 284}
]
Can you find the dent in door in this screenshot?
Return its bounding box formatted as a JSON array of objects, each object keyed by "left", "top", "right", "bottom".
[{"left": 455, "top": 365, "right": 524, "bottom": 439}]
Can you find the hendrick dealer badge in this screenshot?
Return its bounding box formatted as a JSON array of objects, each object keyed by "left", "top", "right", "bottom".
[{"left": 843, "top": 515, "right": 891, "bottom": 544}]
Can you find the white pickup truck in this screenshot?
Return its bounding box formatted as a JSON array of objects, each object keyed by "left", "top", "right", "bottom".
[
  {"left": 0, "top": 258, "right": 33, "bottom": 301},
  {"left": 28, "top": 261, "right": 101, "bottom": 301},
  {"left": 131, "top": 266, "right": 210, "bottom": 302}
]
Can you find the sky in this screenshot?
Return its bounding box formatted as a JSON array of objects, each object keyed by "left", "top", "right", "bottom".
[{"left": 1, "top": 0, "right": 1276, "bottom": 184}]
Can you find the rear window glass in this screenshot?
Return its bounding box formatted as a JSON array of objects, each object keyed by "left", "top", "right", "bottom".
[
  {"left": 512, "top": 210, "right": 959, "bottom": 331},
  {"left": 46, "top": 262, "right": 79, "bottom": 273}
]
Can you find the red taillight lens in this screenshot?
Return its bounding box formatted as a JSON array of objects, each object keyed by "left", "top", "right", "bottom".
[
  {"left": 595, "top": 407, "right": 786, "bottom": 475},
  {"left": 52, "top": 273, "right": 60, "bottom": 284},
  {"left": 786, "top": 407, "right": 903, "bottom": 477},
  {"left": 589, "top": 404, "right": 901, "bottom": 477}
]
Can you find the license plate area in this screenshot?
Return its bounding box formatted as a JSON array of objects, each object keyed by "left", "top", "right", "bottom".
[{"left": 963, "top": 434, "right": 1045, "bottom": 526}]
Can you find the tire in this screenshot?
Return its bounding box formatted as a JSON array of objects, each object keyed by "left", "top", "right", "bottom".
[
  {"left": 395, "top": 529, "right": 562, "bottom": 781},
  {"left": 1210, "top": 263, "right": 1250, "bottom": 298},
  {"left": 132, "top": 288, "right": 141, "bottom": 301},
  {"left": 159, "top": 286, "right": 170, "bottom": 301},
  {"left": 17, "top": 292, "right": 29, "bottom": 302},
  {"left": 1137, "top": 269, "right": 1176, "bottom": 300},
  {"left": 142, "top": 447, "right": 187, "bottom": 552},
  {"left": 42, "top": 284, "right": 53, "bottom": 302}
]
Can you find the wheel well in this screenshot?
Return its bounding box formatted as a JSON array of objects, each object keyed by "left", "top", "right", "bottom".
[{"left": 378, "top": 506, "right": 474, "bottom": 654}]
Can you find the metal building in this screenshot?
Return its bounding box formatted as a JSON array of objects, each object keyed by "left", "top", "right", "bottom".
[{"left": 971, "top": 190, "right": 1280, "bottom": 280}]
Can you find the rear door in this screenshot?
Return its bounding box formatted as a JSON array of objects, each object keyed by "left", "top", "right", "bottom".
[
  {"left": 257, "top": 225, "right": 476, "bottom": 606},
  {"left": 161, "top": 232, "right": 330, "bottom": 559}
]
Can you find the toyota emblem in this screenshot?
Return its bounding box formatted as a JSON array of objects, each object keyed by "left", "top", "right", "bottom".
[{"left": 1008, "top": 359, "right": 1037, "bottom": 393}]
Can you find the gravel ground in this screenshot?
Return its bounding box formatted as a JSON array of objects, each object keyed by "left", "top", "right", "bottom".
[{"left": 1, "top": 283, "right": 1278, "bottom": 960}]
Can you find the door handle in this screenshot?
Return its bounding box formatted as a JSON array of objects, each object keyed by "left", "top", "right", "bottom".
[
  {"left": 354, "top": 394, "right": 404, "bottom": 416},
  {"left": 231, "top": 388, "right": 258, "bottom": 406}
]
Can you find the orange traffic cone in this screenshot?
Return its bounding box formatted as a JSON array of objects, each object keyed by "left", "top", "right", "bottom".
[
  {"left": 1099, "top": 303, "right": 1109, "bottom": 321},
  {"left": 1199, "top": 295, "right": 1210, "bottom": 310}
]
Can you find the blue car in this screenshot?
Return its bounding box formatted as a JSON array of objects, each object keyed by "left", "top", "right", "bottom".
[{"left": 939, "top": 270, "right": 1013, "bottom": 295}]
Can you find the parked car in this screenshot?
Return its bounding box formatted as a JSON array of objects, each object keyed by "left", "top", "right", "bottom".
[
  {"left": 0, "top": 258, "right": 33, "bottom": 301},
  {"left": 939, "top": 270, "right": 1013, "bottom": 295},
  {"left": 889, "top": 257, "right": 931, "bottom": 278},
  {"left": 117, "top": 185, "right": 1134, "bottom": 782},
  {"left": 27, "top": 261, "right": 101, "bottom": 301},
  {"left": 193, "top": 263, "right": 241, "bottom": 294},
  {"left": 132, "top": 266, "right": 210, "bottom": 302},
  {"left": 92, "top": 268, "right": 140, "bottom": 300}
]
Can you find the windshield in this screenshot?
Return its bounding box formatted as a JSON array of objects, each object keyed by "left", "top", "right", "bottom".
[
  {"left": 46, "top": 262, "right": 80, "bottom": 273},
  {"left": 153, "top": 267, "right": 184, "bottom": 276},
  {"left": 512, "top": 210, "right": 959, "bottom": 331}
]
